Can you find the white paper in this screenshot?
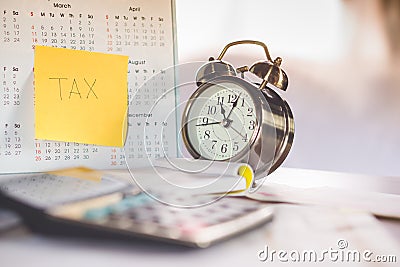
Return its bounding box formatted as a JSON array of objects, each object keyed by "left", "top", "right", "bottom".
[
  {"left": 247, "top": 183, "right": 400, "bottom": 219},
  {"left": 154, "top": 157, "right": 253, "bottom": 178},
  {"left": 127, "top": 158, "right": 253, "bottom": 206}
]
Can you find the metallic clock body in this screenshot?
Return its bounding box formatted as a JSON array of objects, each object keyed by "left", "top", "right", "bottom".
[{"left": 181, "top": 40, "right": 294, "bottom": 178}]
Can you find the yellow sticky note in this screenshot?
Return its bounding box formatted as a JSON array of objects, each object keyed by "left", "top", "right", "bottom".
[
  {"left": 34, "top": 46, "right": 128, "bottom": 147},
  {"left": 47, "top": 166, "right": 102, "bottom": 182}
]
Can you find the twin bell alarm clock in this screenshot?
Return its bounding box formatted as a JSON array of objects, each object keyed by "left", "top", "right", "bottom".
[{"left": 181, "top": 40, "right": 294, "bottom": 179}]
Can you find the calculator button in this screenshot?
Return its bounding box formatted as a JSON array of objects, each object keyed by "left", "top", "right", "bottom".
[
  {"left": 83, "top": 206, "right": 112, "bottom": 221},
  {"left": 83, "top": 193, "right": 151, "bottom": 220}
]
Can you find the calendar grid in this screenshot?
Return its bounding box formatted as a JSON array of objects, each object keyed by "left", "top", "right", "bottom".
[{"left": 0, "top": 0, "right": 178, "bottom": 173}]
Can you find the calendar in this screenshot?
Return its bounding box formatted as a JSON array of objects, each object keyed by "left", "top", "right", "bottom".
[{"left": 0, "top": 0, "right": 178, "bottom": 173}]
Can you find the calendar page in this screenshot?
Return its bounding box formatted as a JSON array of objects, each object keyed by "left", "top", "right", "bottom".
[{"left": 0, "top": 0, "right": 178, "bottom": 173}]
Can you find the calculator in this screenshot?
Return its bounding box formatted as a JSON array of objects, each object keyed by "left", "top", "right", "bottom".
[{"left": 0, "top": 173, "right": 273, "bottom": 248}]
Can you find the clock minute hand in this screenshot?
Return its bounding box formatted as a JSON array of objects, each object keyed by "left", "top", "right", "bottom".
[
  {"left": 195, "top": 121, "right": 221, "bottom": 126},
  {"left": 219, "top": 102, "right": 227, "bottom": 119},
  {"left": 226, "top": 93, "right": 241, "bottom": 120}
]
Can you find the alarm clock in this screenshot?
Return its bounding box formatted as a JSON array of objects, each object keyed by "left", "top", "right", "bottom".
[{"left": 181, "top": 40, "right": 294, "bottom": 178}]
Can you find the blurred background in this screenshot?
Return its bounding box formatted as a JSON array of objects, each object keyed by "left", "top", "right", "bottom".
[{"left": 175, "top": 0, "right": 400, "bottom": 177}]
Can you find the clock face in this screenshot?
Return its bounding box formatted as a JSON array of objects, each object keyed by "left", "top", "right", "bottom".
[{"left": 183, "top": 80, "right": 259, "bottom": 161}]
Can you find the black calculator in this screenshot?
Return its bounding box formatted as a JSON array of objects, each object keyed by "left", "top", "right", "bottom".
[{"left": 0, "top": 173, "right": 273, "bottom": 248}]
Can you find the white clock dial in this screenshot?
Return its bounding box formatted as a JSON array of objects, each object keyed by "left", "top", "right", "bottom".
[{"left": 185, "top": 82, "right": 258, "bottom": 160}]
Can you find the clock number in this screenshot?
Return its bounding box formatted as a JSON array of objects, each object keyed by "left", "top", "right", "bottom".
[
  {"left": 211, "top": 140, "right": 217, "bottom": 149},
  {"left": 202, "top": 117, "right": 209, "bottom": 124},
  {"left": 242, "top": 133, "right": 248, "bottom": 142},
  {"left": 217, "top": 96, "right": 224, "bottom": 105},
  {"left": 221, "top": 143, "right": 228, "bottom": 154},
  {"left": 249, "top": 120, "right": 256, "bottom": 130},
  {"left": 228, "top": 94, "right": 237, "bottom": 103},
  {"left": 247, "top": 107, "right": 253, "bottom": 116},
  {"left": 204, "top": 130, "right": 211, "bottom": 139},
  {"left": 233, "top": 142, "right": 239, "bottom": 151},
  {"left": 207, "top": 105, "right": 217, "bottom": 115}
]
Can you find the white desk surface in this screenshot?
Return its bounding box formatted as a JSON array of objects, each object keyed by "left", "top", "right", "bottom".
[{"left": 1, "top": 168, "right": 399, "bottom": 267}]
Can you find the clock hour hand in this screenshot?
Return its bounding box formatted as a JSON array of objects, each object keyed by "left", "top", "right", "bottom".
[{"left": 226, "top": 93, "right": 241, "bottom": 120}]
